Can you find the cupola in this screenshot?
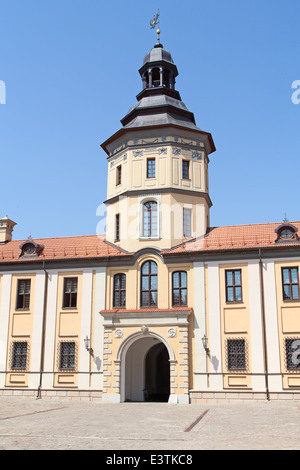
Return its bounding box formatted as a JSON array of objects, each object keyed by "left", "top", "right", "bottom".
[
  {"left": 119, "top": 41, "right": 204, "bottom": 134},
  {"left": 138, "top": 42, "right": 179, "bottom": 98}
]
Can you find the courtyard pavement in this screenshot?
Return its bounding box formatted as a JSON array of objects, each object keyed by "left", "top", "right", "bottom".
[{"left": 0, "top": 396, "right": 299, "bottom": 450}]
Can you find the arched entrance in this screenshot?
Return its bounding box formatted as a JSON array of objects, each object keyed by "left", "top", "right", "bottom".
[
  {"left": 145, "top": 343, "right": 170, "bottom": 402},
  {"left": 123, "top": 336, "right": 170, "bottom": 402}
]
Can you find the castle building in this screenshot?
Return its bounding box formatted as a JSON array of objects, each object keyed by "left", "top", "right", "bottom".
[{"left": 0, "top": 40, "right": 300, "bottom": 403}]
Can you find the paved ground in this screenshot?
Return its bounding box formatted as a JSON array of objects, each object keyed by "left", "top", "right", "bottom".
[{"left": 0, "top": 397, "right": 299, "bottom": 450}]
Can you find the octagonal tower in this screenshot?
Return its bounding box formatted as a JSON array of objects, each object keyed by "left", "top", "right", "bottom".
[{"left": 101, "top": 41, "right": 216, "bottom": 252}]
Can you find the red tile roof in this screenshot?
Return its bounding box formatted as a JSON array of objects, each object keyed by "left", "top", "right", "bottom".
[
  {"left": 1, "top": 221, "right": 299, "bottom": 264},
  {"left": 0, "top": 235, "right": 128, "bottom": 263},
  {"left": 163, "top": 221, "right": 300, "bottom": 254}
]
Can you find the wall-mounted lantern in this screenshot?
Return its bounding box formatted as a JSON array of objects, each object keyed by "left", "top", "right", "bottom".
[
  {"left": 84, "top": 336, "right": 93, "bottom": 356},
  {"left": 202, "top": 334, "right": 210, "bottom": 355}
]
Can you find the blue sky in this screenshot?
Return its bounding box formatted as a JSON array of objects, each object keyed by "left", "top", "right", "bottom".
[{"left": 0, "top": 0, "right": 299, "bottom": 240}]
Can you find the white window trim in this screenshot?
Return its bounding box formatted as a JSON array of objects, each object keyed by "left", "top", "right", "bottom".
[
  {"left": 183, "top": 206, "right": 192, "bottom": 238},
  {"left": 138, "top": 194, "right": 161, "bottom": 240}
]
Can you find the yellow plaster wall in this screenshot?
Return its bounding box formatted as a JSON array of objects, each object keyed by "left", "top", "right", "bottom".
[
  {"left": 274, "top": 261, "right": 300, "bottom": 389},
  {"left": 107, "top": 145, "right": 208, "bottom": 200},
  {"left": 105, "top": 131, "right": 210, "bottom": 252},
  {"left": 105, "top": 254, "right": 193, "bottom": 311},
  {"left": 219, "top": 264, "right": 252, "bottom": 389},
  {"left": 6, "top": 273, "right": 36, "bottom": 387},
  {"left": 106, "top": 191, "right": 209, "bottom": 252},
  {"left": 53, "top": 272, "right": 83, "bottom": 388},
  {"left": 104, "top": 254, "right": 194, "bottom": 397}
]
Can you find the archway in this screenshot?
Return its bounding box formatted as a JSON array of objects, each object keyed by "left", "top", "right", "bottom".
[
  {"left": 123, "top": 336, "right": 170, "bottom": 402},
  {"left": 145, "top": 342, "right": 170, "bottom": 402}
]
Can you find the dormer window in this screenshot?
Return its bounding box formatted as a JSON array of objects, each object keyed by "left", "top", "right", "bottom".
[
  {"left": 23, "top": 244, "right": 36, "bottom": 255},
  {"left": 19, "top": 238, "right": 44, "bottom": 258},
  {"left": 275, "top": 223, "right": 300, "bottom": 243}
]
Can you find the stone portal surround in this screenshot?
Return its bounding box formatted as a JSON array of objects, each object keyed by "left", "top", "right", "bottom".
[{"left": 102, "top": 326, "right": 190, "bottom": 402}]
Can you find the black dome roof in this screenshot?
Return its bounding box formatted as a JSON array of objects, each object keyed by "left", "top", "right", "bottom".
[{"left": 143, "top": 43, "right": 174, "bottom": 66}]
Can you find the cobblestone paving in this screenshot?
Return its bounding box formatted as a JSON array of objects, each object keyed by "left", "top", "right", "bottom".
[{"left": 0, "top": 397, "right": 299, "bottom": 450}]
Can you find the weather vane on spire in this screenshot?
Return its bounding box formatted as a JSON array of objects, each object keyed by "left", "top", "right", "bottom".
[{"left": 150, "top": 10, "right": 161, "bottom": 44}]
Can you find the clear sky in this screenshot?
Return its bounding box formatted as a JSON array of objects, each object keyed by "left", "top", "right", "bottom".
[{"left": 0, "top": 0, "right": 299, "bottom": 241}]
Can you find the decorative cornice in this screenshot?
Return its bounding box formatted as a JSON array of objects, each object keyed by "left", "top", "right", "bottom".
[
  {"left": 100, "top": 307, "right": 192, "bottom": 328},
  {"left": 101, "top": 123, "right": 216, "bottom": 157},
  {"left": 104, "top": 187, "right": 212, "bottom": 207}
]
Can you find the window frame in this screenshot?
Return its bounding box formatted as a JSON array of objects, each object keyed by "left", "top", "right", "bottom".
[
  {"left": 143, "top": 200, "right": 158, "bottom": 238},
  {"left": 59, "top": 341, "right": 76, "bottom": 371},
  {"left": 183, "top": 208, "right": 192, "bottom": 237},
  {"left": 172, "top": 271, "right": 188, "bottom": 306},
  {"left": 16, "top": 279, "right": 31, "bottom": 310},
  {"left": 113, "top": 273, "right": 126, "bottom": 308},
  {"left": 182, "top": 160, "right": 190, "bottom": 180},
  {"left": 11, "top": 341, "right": 28, "bottom": 370},
  {"left": 115, "top": 213, "right": 120, "bottom": 242},
  {"left": 116, "top": 164, "right": 122, "bottom": 186},
  {"left": 141, "top": 261, "right": 158, "bottom": 307},
  {"left": 282, "top": 267, "right": 300, "bottom": 301},
  {"left": 285, "top": 338, "right": 300, "bottom": 370},
  {"left": 147, "top": 158, "right": 156, "bottom": 178},
  {"left": 62, "top": 277, "right": 78, "bottom": 309},
  {"left": 227, "top": 338, "right": 246, "bottom": 371},
  {"left": 225, "top": 269, "right": 243, "bottom": 303}
]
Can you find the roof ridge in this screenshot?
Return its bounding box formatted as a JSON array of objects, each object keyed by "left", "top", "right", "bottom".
[
  {"left": 209, "top": 220, "right": 300, "bottom": 230},
  {"left": 7, "top": 234, "right": 104, "bottom": 243}
]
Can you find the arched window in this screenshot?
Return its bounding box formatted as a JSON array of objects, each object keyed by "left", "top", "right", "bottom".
[
  {"left": 113, "top": 274, "right": 126, "bottom": 308},
  {"left": 151, "top": 67, "right": 160, "bottom": 87},
  {"left": 141, "top": 261, "right": 158, "bottom": 307},
  {"left": 172, "top": 271, "right": 187, "bottom": 306},
  {"left": 143, "top": 201, "right": 158, "bottom": 237},
  {"left": 163, "top": 69, "right": 170, "bottom": 88},
  {"left": 143, "top": 71, "right": 149, "bottom": 89}
]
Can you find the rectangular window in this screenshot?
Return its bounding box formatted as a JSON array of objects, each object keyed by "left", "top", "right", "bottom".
[
  {"left": 285, "top": 338, "right": 300, "bottom": 370},
  {"left": 147, "top": 158, "right": 156, "bottom": 178},
  {"left": 227, "top": 339, "right": 246, "bottom": 370},
  {"left": 59, "top": 341, "right": 76, "bottom": 370},
  {"left": 11, "top": 341, "right": 28, "bottom": 369},
  {"left": 282, "top": 267, "right": 299, "bottom": 301},
  {"left": 115, "top": 213, "right": 120, "bottom": 242},
  {"left": 182, "top": 160, "right": 190, "bottom": 179},
  {"left": 172, "top": 271, "right": 187, "bottom": 306},
  {"left": 183, "top": 208, "right": 192, "bottom": 237},
  {"left": 225, "top": 270, "right": 242, "bottom": 302},
  {"left": 63, "top": 278, "right": 78, "bottom": 308},
  {"left": 116, "top": 165, "right": 122, "bottom": 186},
  {"left": 16, "top": 279, "right": 31, "bottom": 310},
  {"left": 113, "top": 273, "right": 126, "bottom": 308}
]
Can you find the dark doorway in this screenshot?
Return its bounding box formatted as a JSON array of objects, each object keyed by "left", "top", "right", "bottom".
[{"left": 145, "top": 342, "right": 170, "bottom": 402}]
